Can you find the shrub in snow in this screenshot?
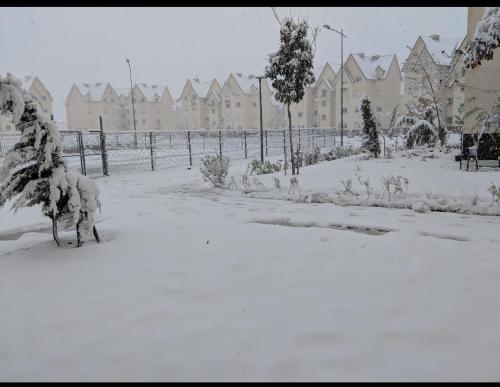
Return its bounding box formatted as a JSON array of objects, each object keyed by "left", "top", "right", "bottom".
[
  {"left": 0, "top": 74, "right": 100, "bottom": 247},
  {"left": 273, "top": 177, "right": 281, "bottom": 191},
  {"left": 411, "top": 201, "right": 430, "bottom": 213},
  {"left": 464, "top": 7, "right": 500, "bottom": 69},
  {"left": 288, "top": 177, "right": 300, "bottom": 198},
  {"left": 381, "top": 175, "right": 409, "bottom": 203},
  {"left": 322, "top": 145, "right": 363, "bottom": 161},
  {"left": 252, "top": 177, "right": 265, "bottom": 191},
  {"left": 360, "top": 96, "right": 381, "bottom": 157},
  {"left": 249, "top": 159, "right": 282, "bottom": 175},
  {"left": 336, "top": 179, "right": 356, "bottom": 196},
  {"left": 487, "top": 183, "right": 500, "bottom": 205},
  {"left": 303, "top": 146, "right": 322, "bottom": 166},
  {"left": 265, "top": 16, "right": 315, "bottom": 175},
  {"left": 354, "top": 170, "right": 373, "bottom": 198},
  {"left": 200, "top": 154, "right": 230, "bottom": 188}
]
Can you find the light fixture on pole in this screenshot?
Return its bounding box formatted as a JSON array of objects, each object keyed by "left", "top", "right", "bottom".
[
  {"left": 323, "top": 24, "right": 347, "bottom": 147},
  {"left": 126, "top": 58, "right": 137, "bottom": 146},
  {"left": 256, "top": 75, "right": 266, "bottom": 163}
]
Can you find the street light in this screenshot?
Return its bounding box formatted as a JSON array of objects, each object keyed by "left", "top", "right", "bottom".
[
  {"left": 256, "top": 75, "right": 266, "bottom": 163},
  {"left": 126, "top": 58, "right": 137, "bottom": 146},
  {"left": 323, "top": 24, "right": 347, "bottom": 147}
]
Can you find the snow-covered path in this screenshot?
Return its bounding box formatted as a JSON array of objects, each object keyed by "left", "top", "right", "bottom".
[{"left": 1, "top": 155, "right": 500, "bottom": 381}]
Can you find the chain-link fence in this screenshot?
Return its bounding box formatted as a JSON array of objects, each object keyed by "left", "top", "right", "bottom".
[{"left": 0, "top": 128, "right": 344, "bottom": 177}]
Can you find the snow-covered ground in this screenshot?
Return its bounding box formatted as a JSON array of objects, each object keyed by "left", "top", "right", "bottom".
[{"left": 1, "top": 144, "right": 500, "bottom": 381}]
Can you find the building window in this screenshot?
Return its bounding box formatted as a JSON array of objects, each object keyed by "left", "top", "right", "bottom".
[
  {"left": 314, "top": 110, "right": 318, "bottom": 116},
  {"left": 211, "top": 108, "right": 215, "bottom": 114},
  {"left": 253, "top": 102, "right": 257, "bottom": 107},
  {"left": 322, "top": 89, "right": 327, "bottom": 97},
  {"left": 157, "top": 119, "right": 161, "bottom": 124},
  {"left": 322, "top": 115, "right": 326, "bottom": 121},
  {"left": 42, "top": 96, "right": 47, "bottom": 101},
  {"left": 342, "top": 107, "right": 348, "bottom": 113},
  {"left": 141, "top": 98, "right": 145, "bottom": 103},
  {"left": 6, "top": 124, "right": 11, "bottom": 131},
  {"left": 111, "top": 99, "right": 115, "bottom": 103},
  {"left": 322, "top": 101, "right": 326, "bottom": 107},
  {"left": 355, "top": 107, "right": 359, "bottom": 112},
  {"left": 377, "top": 107, "right": 382, "bottom": 112},
  {"left": 225, "top": 100, "right": 230, "bottom": 108},
  {"left": 298, "top": 112, "right": 303, "bottom": 117},
  {"left": 237, "top": 102, "right": 241, "bottom": 108},
  {"left": 142, "top": 119, "right": 146, "bottom": 124}
]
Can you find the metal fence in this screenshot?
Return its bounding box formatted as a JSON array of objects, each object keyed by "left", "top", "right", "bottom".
[{"left": 0, "top": 127, "right": 344, "bottom": 177}]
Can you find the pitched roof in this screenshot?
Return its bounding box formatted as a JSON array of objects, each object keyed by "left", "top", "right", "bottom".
[
  {"left": 232, "top": 73, "right": 260, "bottom": 94},
  {"left": 189, "top": 78, "right": 213, "bottom": 98},
  {"left": 420, "top": 35, "right": 464, "bottom": 66},
  {"left": 136, "top": 83, "right": 168, "bottom": 102},
  {"left": 351, "top": 54, "right": 395, "bottom": 80},
  {"left": 20, "top": 76, "right": 36, "bottom": 91},
  {"left": 75, "top": 82, "right": 109, "bottom": 102}
]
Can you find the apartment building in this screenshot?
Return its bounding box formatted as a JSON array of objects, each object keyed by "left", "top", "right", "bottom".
[
  {"left": 177, "top": 78, "right": 224, "bottom": 130},
  {"left": 334, "top": 53, "right": 402, "bottom": 132},
  {"left": 219, "top": 73, "right": 275, "bottom": 130},
  {"left": 0, "top": 75, "right": 53, "bottom": 133},
  {"left": 66, "top": 82, "right": 175, "bottom": 131},
  {"left": 402, "top": 34, "right": 464, "bottom": 127}
]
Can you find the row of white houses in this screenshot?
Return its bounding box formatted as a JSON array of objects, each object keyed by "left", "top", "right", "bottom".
[{"left": 0, "top": 32, "right": 473, "bottom": 134}]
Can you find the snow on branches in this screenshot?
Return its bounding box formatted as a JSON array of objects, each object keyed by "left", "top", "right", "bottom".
[
  {"left": 0, "top": 74, "right": 101, "bottom": 247},
  {"left": 464, "top": 7, "right": 500, "bottom": 69}
]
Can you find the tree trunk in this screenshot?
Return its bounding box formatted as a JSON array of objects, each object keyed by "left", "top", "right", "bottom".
[
  {"left": 287, "top": 104, "right": 295, "bottom": 175},
  {"left": 76, "top": 221, "right": 83, "bottom": 248},
  {"left": 51, "top": 212, "right": 60, "bottom": 247},
  {"left": 93, "top": 225, "right": 100, "bottom": 243}
]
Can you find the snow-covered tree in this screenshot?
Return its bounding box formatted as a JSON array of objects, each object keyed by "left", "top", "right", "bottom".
[
  {"left": 404, "top": 48, "right": 448, "bottom": 146},
  {"left": 464, "top": 7, "right": 500, "bottom": 69},
  {"left": 0, "top": 74, "right": 100, "bottom": 247},
  {"left": 265, "top": 16, "right": 315, "bottom": 175},
  {"left": 464, "top": 92, "right": 500, "bottom": 144},
  {"left": 360, "top": 96, "right": 380, "bottom": 157},
  {"left": 396, "top": 98, "right": 440, "bottom": 149},
  {"left": 388, "top": 106, "right": 399, "bottom": 138}
]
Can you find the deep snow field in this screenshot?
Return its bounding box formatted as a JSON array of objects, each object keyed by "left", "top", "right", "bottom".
[{"left": 1, "top": 142, "right": 500, "bottom": 381}]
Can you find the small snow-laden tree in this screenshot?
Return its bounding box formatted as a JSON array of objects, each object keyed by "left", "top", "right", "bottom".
[
  {"left": 360, "top": 96, "right": 380, "bottom": 157},
  {"left": 396, "top": 98, "right": 440, "bottom": 148},
  {"left": 0, "top": 74, "right": 101, "bottom": 247},
  {"left": 404, "top": 49, "right": 449, "bottom": 146},
  {"left": 265, "top": 16, "right": 315, "bottom": 176},
  {"left": 200, "top": 154, "right": 230, "bottom": 188},
  {"left": 464, "top": 92, "right": 500, "bottom": 146},
  {"left": 464, "top": 7, "right": 500, "bottom": 69}
]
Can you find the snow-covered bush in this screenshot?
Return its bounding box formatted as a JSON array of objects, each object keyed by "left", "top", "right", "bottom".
[
  {"left": 0, "top": 74, "right": 101, "bottom": 247},
  {"left": 354, "top": 168, "right": 373, "bottom": 198},
  {"left": 252, "top": 177, "right": 265, "bottom": 191},
  {"left": 322, "top": 145, "right": 363, "bottom": 161},
  {"left": 411, "top": 201, "right": 430, "bottom": 213},
  {"left": 249, "top": 159, "right": 282, "bottom": 175},
  {"left": 200, "top": 154, "right": 230, "bottom": 188},
  {"left": 487, "top": 183, "right": 500, "bottom": 205},
  {"left": 303, "top": 146, "right": 322, "bottom": 166},
  {"left": 336, "top": 178, "right": 356, "bottom": 196}
]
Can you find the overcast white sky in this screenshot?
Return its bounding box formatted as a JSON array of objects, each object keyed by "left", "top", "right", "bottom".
[{"left": 0, "top": 7, "right": 467, "bottom": 121}]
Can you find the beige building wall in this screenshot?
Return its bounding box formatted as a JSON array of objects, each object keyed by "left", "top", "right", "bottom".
[{"left": 463, "top": 7, "right": 500, "bottom": 135}]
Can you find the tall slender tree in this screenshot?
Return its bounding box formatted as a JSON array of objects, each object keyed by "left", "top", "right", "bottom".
[
  {"left": 265, "top": 17, "right": 315, "bottom": 175},
  {"left": 360, "top": 96, "right": 381, "bottom": 157}
]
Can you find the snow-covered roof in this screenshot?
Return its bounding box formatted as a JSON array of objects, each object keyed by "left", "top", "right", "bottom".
[
  {"left": 232, "top": 73, "right": 260, "bottom": 94},
  {"left": 420, "top": 35, "right": 463, "bottom": 66},
  {"left": 136, "top": 83, "right": 167, "bottom": 102},
  {"left": 114, "top": 88, "right": 131, "bottom": 98},
  {"left": 75, "top": 83, "right": 109, "bottom": 102},
  {"left": 189, "top": 79, "right": 213, "bottom": 98},
  {"left": 207, "top": 90, "right": 221, "bottom": 103},
  {"left": 20, "top": 76, "right": 36, "bottom": 91},
  {"left": 351, "top": 54, "right": 395, "bottom": 80}
]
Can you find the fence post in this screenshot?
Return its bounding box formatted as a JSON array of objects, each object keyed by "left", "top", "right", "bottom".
[
  {"left": 77, "top": 131, "right": 87, "bottom": 176},
  {"left": 298, "top": 129, "right": 301, "bottom": 150},
  {"left": 244, "top": 130, "right": 248, "bottom": 159},
  {"left": 150, "top": 132, "right": 155, "bottom": 171},
  {"left": 187, "top": 131, "right": 192, "bottom": 167},
  {"left": 283, "top": 129, "right": 287, "bottom": 176},
  {"left": 312, "top": 128, "right": 315, "bottom": 148},
  {"left": 334, "top": 133, "right": 336, "bottom": 147},
  {"left": 383, "top": 135, "right": 386, "bottom": 158},
  {"left": 265, "top": 130, "right": 268, "bottom": 156},
  {"left": 323, "top": 128, "right": 326, "bottom": 147},
  {"left": 99, "top": 116, "right": 108, "bottom": 176},
  {"left": 219, "top": 130, "right": 223, "bottom": 158}
]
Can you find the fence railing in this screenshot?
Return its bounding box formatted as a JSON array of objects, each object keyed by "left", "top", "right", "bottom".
[{"left": 0, "top": 127, "right": 348, "bottom": 177}]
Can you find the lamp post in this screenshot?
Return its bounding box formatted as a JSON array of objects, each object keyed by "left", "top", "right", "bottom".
[
  {"left": 126, "top": 58, "right": 137, "bottom": 146},
  {"left": 256, "top": 75, "right": 266, "bottom": 163},
  {"left": 323, "top": 24, "right": 347, "bottom": 147}
]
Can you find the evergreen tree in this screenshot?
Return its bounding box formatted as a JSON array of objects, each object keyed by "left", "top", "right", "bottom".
[
  {"left": 0, "top": 74, "right": 100, "bottom": 247},
  {"left": 265, "top": 17, "right": 315, "bottom": 175},
  {"left": 360, "top": 96, "right": 381, "bottom": 157}
]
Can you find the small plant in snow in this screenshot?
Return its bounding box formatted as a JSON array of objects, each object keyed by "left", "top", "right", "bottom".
[
  {"left": 385, "top": 147, "right": 393, "bottom": 159},
  {"left": 487, "top": 183, "right": 500, "bottom": 205},
  {"left": 381, "top": 174, "right": 409, "bottom": 203},
  {"left": 252, "top": 177, "right": 265, "bottom": 191},
  {"left": 353, "top": 165, "right": 372, "bottom": 198},
  {"left": 240, "top": 165, "right": 252, "bottom": 193},
  {"left": 249, "top": 159, "right": 282, "bottom": 175},
  {"left": 273, "top": 177, "right": 281, "bottom": 191},
  {"left": 471, "top": 191, "right": 479, "bottom": 206},
  {"left": 337, "top": 179, "right": 355, "bottom": 195},
  {"left": 200, "top": 154, "right": 230, "bottom": 188},
  {"left": 288, "top": 177, "right": 299, "bottom": 198}
]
